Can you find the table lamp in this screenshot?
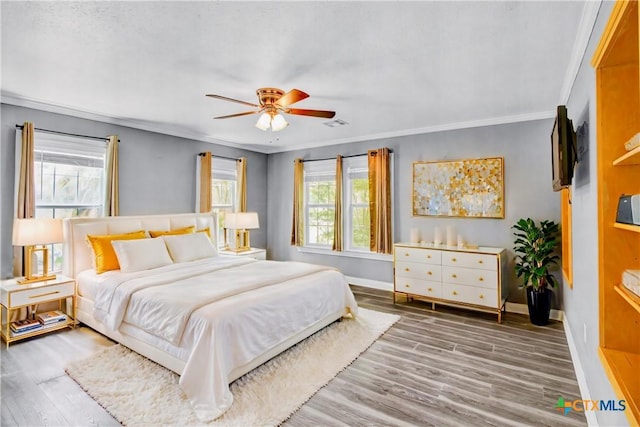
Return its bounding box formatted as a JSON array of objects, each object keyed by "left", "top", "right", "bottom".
[
  {"left": 12, "top": 218, "right": 64, "bottom": 284},
  {"left": 223, "top": 212, "right": 259, "bottom": 252}
]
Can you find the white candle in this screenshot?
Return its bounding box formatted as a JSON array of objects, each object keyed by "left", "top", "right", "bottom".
[
  {"left": 410, "top": 228, "right": 420, "bottom": 244},
  {"left": 446, "top": 226, "right": 456, "bottom": 247},
  {"left": 457, "top": 234, "right": 465, "bottom": 248},
  {"left": 434, "top": 227, "right": 443, "bottom": 245}
]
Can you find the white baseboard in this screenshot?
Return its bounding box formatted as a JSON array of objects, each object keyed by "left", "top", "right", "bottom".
[
  {"left": 345, "top": 276, "right": 393, "bottom": 291},
  {"left": 562, "top": 314, "right": 598, "bottom": 427},
  {"left": 505, "top": 302, "right": 564, "bottom": 321}
]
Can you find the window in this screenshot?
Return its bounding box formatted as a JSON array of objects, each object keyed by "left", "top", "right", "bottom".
[
  {"left": 31, "top": 132, "right": 107, "bottom": 271},
  {"left": 304, "top": 160, "right": 336, "bottom": 248},
  {"left": 211, "top": 158, "right": 237, "bottom": 247},
  {"left": 301, "top": 155, "right": 391, "bottom": 256},
  {"left": 344, "top": 156, "right": 370, "bottom": 251}
]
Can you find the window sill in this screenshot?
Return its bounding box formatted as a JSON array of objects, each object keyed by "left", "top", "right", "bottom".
[{"left": 296, "top": 246, "right": 393, "bottom": 262}]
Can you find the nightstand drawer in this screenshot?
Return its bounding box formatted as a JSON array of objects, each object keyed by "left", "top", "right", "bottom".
[{"left": 9, "top": 281, "right": 74, "bottom": 307}]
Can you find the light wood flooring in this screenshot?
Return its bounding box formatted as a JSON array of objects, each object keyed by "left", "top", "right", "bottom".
[{"left": 1, "top": 285, "right": 586, "bottom": 426}]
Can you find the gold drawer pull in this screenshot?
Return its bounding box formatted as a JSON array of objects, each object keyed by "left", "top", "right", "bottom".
[
  {"left": 452, "top": 291, "right": 458, "bottom": 296},
  {"left": 452, "top": 274, "right": 457, "bottom": 278},
  {"left": 478, "top": 260, "right": 483, "bottom": 264},
  {"left": 479, "top": 277, "right": 484, "bottom": 282},
  {"left": 29, "top": 290, "right": 60, "bottom": 299},
  {"left": 427, "top": 271, "right": 432, "bottom": 275},
  {"left": 426, "top": 255, "right": 431, "bottom": 259},
  {"left": 479, "top": 294, "right": 484, "bottom": 299},
  {"left": 451, "top": 258, "right": 457, "bottom": 262},
  {"left": 405, "top": 284, "right": 410, "bottom": 288},
  {"left": 405, "top": 253, "right": 410, "bottom": 256},
  {"left": 428, "top": 287, "right": 433, "bottom": 291},
  {"left": 405, "top": 268, "right": 410, "bottom": 272}
]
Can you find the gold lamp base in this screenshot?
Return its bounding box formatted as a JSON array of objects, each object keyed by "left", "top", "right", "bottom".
[
  {"left": 224, "top": 229, "right": 251, "bottom": 253},
  {"left": 17, "top": 245, "right": 56, "bottom": 285}
]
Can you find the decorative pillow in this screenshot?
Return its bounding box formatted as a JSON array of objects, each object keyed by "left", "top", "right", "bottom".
[
  {"left": 86, "top": 230, "right": 147, "bottom": 274},
  {"left": 111, "top": 238, "right": 173, "bottom": 273},
  {"left": 148, "top": 225, "right": 195, "bottom": 238},
  {"left": 163, "top": 232, "right": 217, "bottom": 263}
]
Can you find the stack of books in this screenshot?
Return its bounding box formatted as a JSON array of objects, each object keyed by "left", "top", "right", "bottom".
[
  {"left": 10, "top": 318, "right": 43, "bottom": 336},
  {"left": 36, "top": 310, "right": 68, "bottom": 327}
]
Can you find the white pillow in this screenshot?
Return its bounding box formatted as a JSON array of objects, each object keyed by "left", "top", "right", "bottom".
[
  {"left": 163, "top": 232, "right": 217, "bottom": 263},
  {"left": 111, "top": 238, "right": 173, "bottom": 273}
]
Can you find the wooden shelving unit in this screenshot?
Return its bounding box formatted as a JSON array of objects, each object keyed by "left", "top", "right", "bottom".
[{"left": 592, "top": 1, "right": 640, "bottom": 425}]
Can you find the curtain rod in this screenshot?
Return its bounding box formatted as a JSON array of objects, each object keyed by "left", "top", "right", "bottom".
[
  {"left": 15, "top": 124, "right": 119, "bottom": 142},
  {"left": 198, "top": 152, "right": 242, "bottom": 162},
  {"left": 301, "top": 149, "right": 393, "bottom": 163}
]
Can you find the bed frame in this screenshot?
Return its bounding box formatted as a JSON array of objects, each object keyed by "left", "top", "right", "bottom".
[{"left": 62, "top": 212, "right": 345, "bottom": 381}]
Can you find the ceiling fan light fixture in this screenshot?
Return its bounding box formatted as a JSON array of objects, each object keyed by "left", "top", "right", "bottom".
[
  {"left": 270, "top": 113, "right": 289, "bottom": 132},
  {"left": 255, "top": 112, "right": 271, "bottom": 131}
]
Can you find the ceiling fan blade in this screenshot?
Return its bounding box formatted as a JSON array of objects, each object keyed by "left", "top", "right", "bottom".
[
  {"left": 206, "top": 94, "right": 259, "bottom": 108},
  {"left": 214, "top": 111, "right": 259, "bottom": 119},
  {"left": 275, "top": 89, "right": 309, "bottom": 107},
  {"left": 287, "top": 108, "right": 336, "bottom": 119}
]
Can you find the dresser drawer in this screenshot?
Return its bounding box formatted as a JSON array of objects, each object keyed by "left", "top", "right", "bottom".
[
  {"left": 442, "top": 251, "right": 497, "bottom": 271},
  {"left": 8, "top": 281, "right": 75, "bottom": 307},
  {"left": 395, "top": 277, "right": 442, "bottom": 298},
  {"left": 396, "top": 261, "right": 442, "bottom": 281},
  {"left": 442, "top": 266, "right": 497, "bottom": 289},
  {"left": 442, "top": 283, "right": 498, "bottom": 308},
  {"left": 395, "top": 247, "right": 441, "bottom": 265}
]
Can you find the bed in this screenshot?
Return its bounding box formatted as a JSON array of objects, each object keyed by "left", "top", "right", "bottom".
[{"left": 62, "top": 212, "right": 358, "bottom": 421}]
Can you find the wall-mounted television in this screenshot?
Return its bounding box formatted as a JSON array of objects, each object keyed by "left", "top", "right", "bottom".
[{"left": 551, "top": 105, "right": 577, "bottom": 192}]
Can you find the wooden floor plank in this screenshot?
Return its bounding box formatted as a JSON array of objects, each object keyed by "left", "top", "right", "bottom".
[{"left": 0, "top": 285, "right": 586, "bottom": 426}]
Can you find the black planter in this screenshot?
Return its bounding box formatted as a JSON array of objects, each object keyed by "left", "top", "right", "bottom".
[{"left": 526, "top": 286, "right": 553, "bottom": 326}]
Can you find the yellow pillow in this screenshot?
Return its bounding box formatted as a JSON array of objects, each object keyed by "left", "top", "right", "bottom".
[
  {"left": 197, "top": 227, "right": 211, "bottom": 237},
  {"left": 148, "top": 225, "right": 195, "bottom": 238},
  {"left": 86, "top": 230, "right": 147, "bottom": 274}
]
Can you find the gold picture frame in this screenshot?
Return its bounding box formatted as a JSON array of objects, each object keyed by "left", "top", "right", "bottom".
[{"left": 412, "top": 157, "right": 505, "bottom": 218}]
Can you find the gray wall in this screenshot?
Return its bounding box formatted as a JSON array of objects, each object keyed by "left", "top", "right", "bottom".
[
  {"left": 562, "top": 2, "right": 627, "bottom": 426},
  {"left": 0, "top": 104, "right": 268, "bottom": 279},
  {"left": 267, "top": 119, "right": 561, "bottom": 306}
]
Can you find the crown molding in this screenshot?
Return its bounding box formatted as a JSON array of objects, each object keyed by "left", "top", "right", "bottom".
[
  {"left": 2, "top": 92, "right": 554, "bottom": 155},
  {"left": 559, "top": 0, "right": 602, "bottom": 104}
]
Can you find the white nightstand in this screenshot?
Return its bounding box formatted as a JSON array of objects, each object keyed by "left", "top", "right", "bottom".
[
  {"left": 1, "top": 275, "right": 76, "bottom": 347},
  {"left": 218, "top": 248, "right": 267, "bottom": 260}
]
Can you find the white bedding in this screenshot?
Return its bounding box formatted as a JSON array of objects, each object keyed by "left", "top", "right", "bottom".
[{"left": 89, "top": 257, "right": 357, "bottom": 421}]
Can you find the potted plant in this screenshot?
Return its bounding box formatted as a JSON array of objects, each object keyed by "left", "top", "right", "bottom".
[{"left": 512, "top": 218, "right": 560, "bottom": 325}]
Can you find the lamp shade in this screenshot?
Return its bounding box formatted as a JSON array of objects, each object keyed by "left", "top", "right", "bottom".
[
  {"left": 270, "top": 114, "right": 289, "bottom": 132},
  {"left": 255, "top": 113, "right": 271, "bottom": 131},
  {"left": 224, "top": 212, "right": 259, "bottom": 230},
  {"left": 12, "top": 218, "right": 64, "bottom": 246}
]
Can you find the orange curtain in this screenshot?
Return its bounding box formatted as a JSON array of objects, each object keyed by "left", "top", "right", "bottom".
[
  {"left": 13, "top": 122, "right": 36, "bottom": 277},
  {"left": 104, "top": 135, "right": 119, "bottom": 216},
  {"left": 368, "top": 148, "right": 392, "bottom": 254},
  {"left": 198, "top": 152, "right": 212, "bottom": 213},
  {"left": 236, "top": 157, "right": 247, "bottom": 212},
  {"left": 332, "top": 155, "right": 343, "bottom": 251},
  {"left": 291, "top": 158, "right": 304, "bottom": 246}
]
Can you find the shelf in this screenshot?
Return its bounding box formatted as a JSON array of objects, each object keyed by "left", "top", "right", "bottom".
[
  {"left": 1, "top": 319, "right": 74, "bottom": 343},
  {"left": 613, "top": 144, "right": 640, "bottom": 166},
  {"left": 614, "top": 222, "right": 640, "bottom": 233},
  {"left": 614, "top": 284, "right": 640, "bottom": 314},
  {"left": 599, "top": 348, "right": 640, "bottom": 425}
]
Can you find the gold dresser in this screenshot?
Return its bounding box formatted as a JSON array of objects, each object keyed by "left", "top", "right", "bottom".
[{"left": 393, "top": 243, "right": 507, "bottom": 322}]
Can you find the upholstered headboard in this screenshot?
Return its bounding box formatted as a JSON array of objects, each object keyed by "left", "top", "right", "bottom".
[{"left": 62, "top": 212, "right": 218, "bottom": 279}]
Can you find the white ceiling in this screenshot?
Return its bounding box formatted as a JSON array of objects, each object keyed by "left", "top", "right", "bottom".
[{"left": 1, "top": 1, "right": 596, "bottom": 154}]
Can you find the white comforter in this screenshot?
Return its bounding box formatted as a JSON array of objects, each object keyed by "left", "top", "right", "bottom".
[{"left": 92, "top": 257, "right": 358, "bottom": 421}]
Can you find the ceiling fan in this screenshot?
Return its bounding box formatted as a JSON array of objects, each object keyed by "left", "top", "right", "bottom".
[{"left": 206, "top": 88, "right": 335, "bottom": 132}]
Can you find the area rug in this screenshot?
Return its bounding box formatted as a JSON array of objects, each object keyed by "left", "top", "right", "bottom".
[{"left": 65, "top": 307, "right": 399, "bottom": 426}]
